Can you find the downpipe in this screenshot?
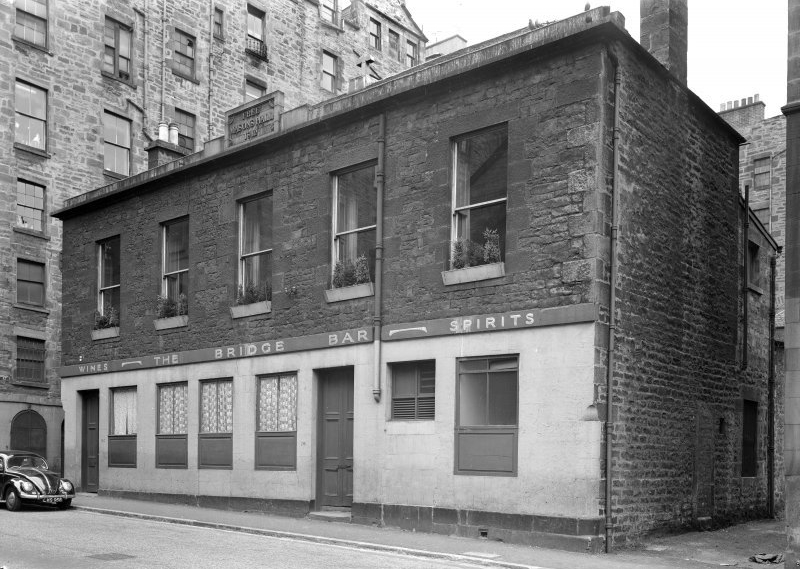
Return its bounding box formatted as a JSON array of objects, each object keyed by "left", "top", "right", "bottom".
[{"left": 373, "top": 114, "right": 386, "bottom": 402}]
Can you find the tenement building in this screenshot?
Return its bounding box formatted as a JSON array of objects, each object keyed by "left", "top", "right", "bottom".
[
  {"left": 0, "top": 0, "right": 425, "bottom": 472},
  {"left": 54, "top": 4, "right": 779, "bottom": 549}
]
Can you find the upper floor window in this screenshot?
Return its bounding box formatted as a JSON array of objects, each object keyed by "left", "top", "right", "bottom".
[
  {"left": 16, "top": 179, "right": 45, "bottom": 232},
  {"left": 748, "top": 240, "right": 761, "bottom": 290},
  {"left": 406, "top": 40, "right": 418, "bottom": 66},
  {"left": 245, "top": 79, "right": 265, "bottom": 102},
  {"left": 369, "top": 18, "right": 381, "bottom": 50},
  {"left": 174, "top": 108, "right": 195, "bottom": 152},
  {"left": 321, "top": 51, "right": 338, "bottom": 92},
  {"left": 17, "top": 259, "right": 45, "bottom": 307},
  {"left": 103, "top": 111, "right": 131, "bottom": 176},
  {"left": 15, "top": 80, "right": 47, "bottom": 150},
  {"left": 451, "top": 125, "right": 508, "bottom": 269},
  {"left": 754, "top": 157, "right": 770, "bottom": 189},
  {"left": 332, "top": 163, "right": 376, "bottom": 283},
  {"left": 391, "top": 361, "right": 435, "bottom": 420},
  {"left": 98, "top": 236, "right": 121, "bottom": 325},
  {"left": 213, "top": 7, "right": 224, "bottom": 39},
  {"left": 321, "top": 0, "right": 337, "bottom": 24},
  {"left": 388, "top": 29, "right": 400, "bottom": 61},
  {"left": 173, "top": 29, "right": 195, "bottom": 78},
  {"left": 15, "top": 0, "right": 47, "bottom": 48},
  {"left": 246, "top": 5, "right": 267, "bottom": 59},
  {"left": 240, "top": 194, "right": 272, "bottom": 302},
  {"left": 162, "top": 217, "right": 189, "bottom": 310},
  {"left": 16, "top": 337, "right": 46, "bottom": 383},
  {"left": 103, "top": 17, "right": 132, "bottom": 81}
]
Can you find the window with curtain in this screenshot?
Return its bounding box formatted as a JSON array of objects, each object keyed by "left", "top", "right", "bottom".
[
  {"left": 240, "top": 194, "right": 272, "bottom": 298},
  {"left": 256, "top": 373, "right": 298, "bottom": 470},
  {"left": 15, "top": 0, "right": 47, "bottom": 48},
  {"left": 103, "top": 17, "right": 131, "bottom": 80},
  {"left": 16, "top": 179, "right": 45, "bottom": 232},
  {"left": 98, "top": 236, "right": 120, "bottom": 321},
  {"left": 158, "top": 383, "right": 188, "bottom": 434},
  {"left": 162, "top": 217, "right": 189, "bottom": 305},
  {"left": 451, "top": 125, "right": 508, "bottom": 267},
  {"left": 333, "top": 163, "right": 376, "bottom": 281},
  {"left": 15, "top": 80, "right": 47, "bottom": 150},
  {"left": 111, "top": 387, "right": 137, "bottom": 435},
  {"left": 201, "top": 379, "right": 233, "bottom": 434}
]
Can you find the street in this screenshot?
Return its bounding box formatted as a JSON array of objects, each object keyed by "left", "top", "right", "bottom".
[{"left": 0, "top": 507, "right": 490, "bottom": 569}]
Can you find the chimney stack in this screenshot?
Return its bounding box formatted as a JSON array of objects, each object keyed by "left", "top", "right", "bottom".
[{"left": 640, "top": 0, "right": 688, "bottom": 84}]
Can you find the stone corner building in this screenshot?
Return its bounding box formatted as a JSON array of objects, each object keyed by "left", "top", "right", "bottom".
[
  {"left": 0, "top": 0, "right": 425, "bottom": 473},
  {"left": 54, "top": 2, "right": 779, "bottom": 550}
]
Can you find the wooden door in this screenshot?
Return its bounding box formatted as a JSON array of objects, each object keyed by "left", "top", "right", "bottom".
[
  {"left": 318, "top": 369, "right": 354, "bottom": 508},
  {"left": 81, "top": 390, "right": 100, "bottom": 492}
]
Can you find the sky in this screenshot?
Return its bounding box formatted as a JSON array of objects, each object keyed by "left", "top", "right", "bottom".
[{"left": 403, "top": 1, "right": 788, "bottom": 118}]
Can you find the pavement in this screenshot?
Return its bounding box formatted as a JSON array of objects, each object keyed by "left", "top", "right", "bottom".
[{"left": 71, "top": 493, "right": 787, "bottom": 568}]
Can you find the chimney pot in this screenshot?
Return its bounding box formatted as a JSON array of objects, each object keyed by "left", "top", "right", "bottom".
[
  {"left": 158, "top": 121, "right": 169, "bottom": 142},
  {"left": 747, "top": 96, "right": 753, "bottom": 105},
  {"left": 168, "top": 123, "right": 179, "bottom": 146}
]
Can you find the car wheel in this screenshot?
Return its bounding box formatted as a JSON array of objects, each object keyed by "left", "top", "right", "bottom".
[
  {"left": 5, "top": 488, "right": 21, "bottom": 512},
  {"left": 57, "top": 499, "right": 72, "bottom": 510}
]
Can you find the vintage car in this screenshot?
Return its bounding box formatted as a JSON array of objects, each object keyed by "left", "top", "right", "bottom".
[{"left": 0, "top": 451, "right": 75, "bottom": 511}]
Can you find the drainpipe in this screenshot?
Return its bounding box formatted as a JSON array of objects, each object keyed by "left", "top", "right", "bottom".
[
  {"left": 604, "top": 50, "right": 621, "bottom": 554},
  {"left": 136, "top": 5, "right": 148, "bottom": 135},
  {"left": 160, "top": 0, "right": 167, "bottom": 121},
  {"left": 207, "top": 0, "right": 214, "bottom": 139},
  {"left": 743, "top": 183, "right": 750, "bottom": 369},
  {"left": 373, "top": 114, "right": 386, "bottom": 402},
  {"left": 768, "top": 247, "right": 779, "bottom": 517}
]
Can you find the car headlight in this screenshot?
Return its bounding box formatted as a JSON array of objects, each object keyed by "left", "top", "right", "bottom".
[
  {"left": 60, "top": 480, "right": 73, "bottom": 493},
  {"left": 20, "top": 480, "right": 35, "bottom": 493}
]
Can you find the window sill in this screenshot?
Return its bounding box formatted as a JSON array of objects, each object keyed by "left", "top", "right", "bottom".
[
  {"left": 103, "top": 169, "right": 128, "bottom": 181},
  {"left": 171, "top": 69, "right": 200, "bottom": 85},
  {"left": 230, "top": 301, "right": 271, "bottom": 319},
  {"left": 12, "top": 36, "right": 51, "bottom": 55},
  {"left": 324, "top": 282, "right": 374, "bottom": 303},
  {"left": 12, "top": 380, "right": 49, "bottom": 389},
  {"left": 442, "top": 262, "right": 505, "bottom": 285},
  {"left": 14, "top": 142, "right": 50, "bottom": 159},
  {"left": 748, "top": 283, "right": 764, "bottom": 296},
  {"left": 213, "top": 34, "right": 225, "bottom": 42},
  {"left": 91, "top": 327, "right": 120, "bottom": 340},
  {"left": 320, "top": 19, "right": 343, "bottom": 32},
  {"left": 13, "top": 303, "right": 49, "bottom": 315},
  {"left": 101, "top": 70, "right": 136, "bottom": 88},
  {"left": 153, "top": 315, "right": 188, "bottom": 330},
  {"left": 13, "top": 227, "right": 49, "bottom": 240}
]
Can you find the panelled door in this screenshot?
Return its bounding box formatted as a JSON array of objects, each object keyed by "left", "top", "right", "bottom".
[
  {"left": 318, "top": 368, "right": 354, "bottom": 508},
  {"left": 81, "top": 390, "right": 100, "bottom": 492}
]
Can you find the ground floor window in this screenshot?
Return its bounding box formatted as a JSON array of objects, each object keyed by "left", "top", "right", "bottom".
[
  {"left": 390, "top": 360, "right": 435, "bottom": 420},
  {"left": 455, "top": 355, "right": 518, "bottom": 475},
  {"left": 199, "top": 379, "right": 233, "bottom": 469},
  {"left": 156, "top": 382, "right": 188, "bottom": 468},
  {"left": 256, "top": 373, "right": 297, "bottom": 470},
  {"left": 10, "top": 410, "right": 46, "bottom": 456},
  {"left": 109, "top": 387, "right": 137, "bottom": 467}
]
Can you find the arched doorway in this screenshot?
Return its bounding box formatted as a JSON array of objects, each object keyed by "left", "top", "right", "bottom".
[{"left": 10, "top": 410, "right": 47, "bottom": 456}]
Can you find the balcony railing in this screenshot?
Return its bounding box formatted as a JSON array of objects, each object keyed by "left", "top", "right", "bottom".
[{"left": 245, "top": 37, "right": 268, "bottom": 61}]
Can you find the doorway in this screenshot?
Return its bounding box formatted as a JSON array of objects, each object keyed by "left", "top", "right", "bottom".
[
  {"left": 317, "top": 368, "right": 354, "bottom": 508},
  {"left": 81, "top": 390, "right": 100, "bottom": 492}
]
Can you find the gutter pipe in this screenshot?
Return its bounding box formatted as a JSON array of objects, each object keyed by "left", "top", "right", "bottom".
[
  {"left": 768, "top": 248, "right": 779, "bottom": 516},
  {"left": 373, "top": 114, "right": 386, "bottom": 401},
  {"left": 743, "top": 183, "right": 750, "bottom": 369},
  {"left": 160, "top": 0, "right": 167, "bottom": 121}
]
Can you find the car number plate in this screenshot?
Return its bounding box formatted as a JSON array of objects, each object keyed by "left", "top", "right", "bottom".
[{"left": 43, "top": 497, "right": 62, "bottom": 504}]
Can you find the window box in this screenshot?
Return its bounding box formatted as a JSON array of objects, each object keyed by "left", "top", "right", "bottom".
[
  {"left": 153, "top": 315, "right": 188, "bottom": 330},
  {"left": 324, "top": 282, "right": 374, "bottom": 303},
  {"left": 230, "top": 300, "right": 271, "bottom": 319},
  {"left": 91, "top": 327, "right": 119, "bottom": 340},
  {"left": 442, "top": 262, "right": 505, "bottom": 285}
]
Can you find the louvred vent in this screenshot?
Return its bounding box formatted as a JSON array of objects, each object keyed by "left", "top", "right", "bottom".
[
  {"left": 417, "top": 397, "right": 435, "bottom": 420},
  {"left": 392, "top": 398, "right": 416, "bottom": 420}
]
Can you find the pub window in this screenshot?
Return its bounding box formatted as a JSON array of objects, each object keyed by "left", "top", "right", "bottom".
[
  {"left": 199, "top": 379, "right": 233, "bottom": 469},
  {"left": 174, "top": 108, "right": 195, "bottom": 152},
  {"left": 256, "top": 373, "right": 298, "bottom": 470},
  {"left": 455, "top": 356, "right": 518, "bottom": 475},
  {"left": 332, "top": 163, "right": 376, "bottom": 283},
  {"left": 17, "top": 258, "right": 45, "bottom": 307},
  {"left": 97, "top": 236, "right": 121, "bottom": 326},
  {"left": 239, "top": 193, "right": 272, "bottom": 303},
  {"left": 103, "top": 111, "right": 131, "bottom": 176},
  {"left": 369, "top": 18, "right": 381, "bottom": 50},
  {"left": 156, "top": 382, "right": 188, "bottom": 468},
  {"left": 109, "top": 387, "right": 137, "bottom": 468},
  {"left": 391, "top": 361, "right": 435, "bottom": 420},
  {"left": 173, "top": 29, "right": 196, "bottom": 78},
  {"left": 16, "top": 337, "right": 46, "bottom": 384},
  {"left": 103, "top": 17, "right": 132, "bottom": 80},
  {"left": 15, "top": 0, "right": 47, "bottom": 48},
  {"left": 451, "top": 125, "right": 508, "bottom": 269},
  {"left": 16, "top": 179, "right": 45, "bottom": 232},
  {"left": 161, "top": 217, "right": 189, "bottom": 314},
  {"left": 15, "top": 80, "right": 47, "bottom": 150},
  {"left": 741, "top": 399, "right": 758, "bottom": 477}
]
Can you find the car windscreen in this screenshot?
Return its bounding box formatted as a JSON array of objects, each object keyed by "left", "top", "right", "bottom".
[{"left": 7, "top": 455, "right": 47, "bottom": 469}]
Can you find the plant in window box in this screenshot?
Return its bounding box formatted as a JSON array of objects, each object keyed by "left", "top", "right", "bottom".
[
  {"left": 231, "top": 282, "right": 272, "bottom": 318},
  {"left": 153, "top": 293, "right": 188, "bottom": 330},
  {"left": 325, "top": 255, "right": 374, "bottom": 302},
  {"left": 91, "top": 307, "right": 120, "bottom": 340},
  {"left": 443, "top": 229, "right": 505, "bottom": 285}
]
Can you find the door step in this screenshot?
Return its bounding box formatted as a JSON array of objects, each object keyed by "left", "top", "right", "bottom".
[{"left": 308, "top": 509, "right": 352, "bottom": 523}]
